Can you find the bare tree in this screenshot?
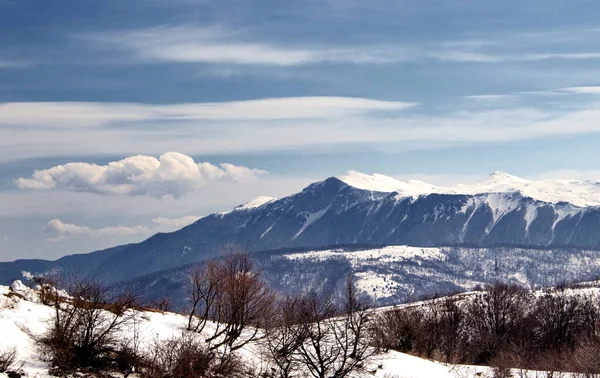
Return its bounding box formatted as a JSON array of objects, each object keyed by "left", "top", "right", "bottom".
[
  {"left": 466, "top": 282, "right": 531, "bottom": 363},
  {"left": 262, "top": 296, "right": 305, "bottom": 378},
  {"left": 186, "top": 251, "right": 275, "bottom": 353},
  {"left": 0, "top": 347, "right": 18, "bottom": 373},
  {"left": 268, "top": 275, "right": 377, "bottom": 378},
  {"left": 39, "top": 275, "right": 138, "bottom": 373},
  {"left": 186, "top": 262, "right": 218, "bottom": 334},
  {"left": 533, "top": 289, "right": 597, "bottom": 352}
]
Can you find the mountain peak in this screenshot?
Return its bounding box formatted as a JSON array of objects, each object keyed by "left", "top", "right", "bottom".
[{"left": 486, "top": 171, "right": 524, "bottom": 182}]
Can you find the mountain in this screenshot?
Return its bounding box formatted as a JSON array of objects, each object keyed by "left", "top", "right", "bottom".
[
  {"left": 119, "top": 243, "right": 600, "bottom": 310},
  {"left": 3, "top": 171, "right": 600, "bottom": 286}
]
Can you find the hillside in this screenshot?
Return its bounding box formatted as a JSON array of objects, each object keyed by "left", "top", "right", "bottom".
[{"left": 0, "top": 281, "right": 582, "bottom": 378}]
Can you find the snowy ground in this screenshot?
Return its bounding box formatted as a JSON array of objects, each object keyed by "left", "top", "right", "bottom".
[{"left": 0, "top": 282, "right": 590, "bottom": 378}]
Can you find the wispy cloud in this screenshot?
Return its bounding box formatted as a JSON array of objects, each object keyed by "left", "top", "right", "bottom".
[
  {"left": 17, "top": 152, "right": 267, "bottom": 198},
  {"left": 151, "top": 215, "right": 200, "bottom": 230},
  {"left": 0, "top": 59, "right": 30, "bottom": 68},
  {"left": 559, "top": 86, "right": 600, "bottom": 94},
  {"left": 43, "top": 214, "right": 202, "bottom": 241},
  {"left": 44, "top": 219, "right": 150, "bottom": 241},
  {"left": 0, "top": 97, "right": 414, "bottom": 128},
  {"left": 85, "top": 26, "right": 394, "bottom": 66},
  {"left": 82, "top": 25, "right": 600, "bottom": 67}
]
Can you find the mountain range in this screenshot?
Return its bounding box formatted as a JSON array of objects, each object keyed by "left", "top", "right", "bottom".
[{"left": 2, "top": 170, "right": 600, "bottom": 305}]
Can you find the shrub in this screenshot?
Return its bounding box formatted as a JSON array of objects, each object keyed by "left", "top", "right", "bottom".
[
  {"left": 0, "top": 347, "right": 17, "bottom": 373},
  {"left": 38, "top": 276, "right": 138, "bottom": 374},
  {"left": 141, "top": 333, "right": 245, "bottom": 378}
]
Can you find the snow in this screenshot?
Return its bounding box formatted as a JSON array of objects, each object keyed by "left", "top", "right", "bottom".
[
  {"left": 283, "top": 245, "right": 446, "bottom": 264},
  {"left": 337, "top": 170, "right": 600, "bottom": 207},
  {"left": 283, "top": 246, "right": 447, "bottom": 298},
  {"left": 233, "top": 196, "right": 277, "bottom": 211},
  {"left": 292, "top": 206, "right": 330, "bottom": 240},
  {"left": 0, "top": 282, "right": 596, "bottom": 378},
  {"left": 338, "top": 170, "right": 441, "bottom": 195}
]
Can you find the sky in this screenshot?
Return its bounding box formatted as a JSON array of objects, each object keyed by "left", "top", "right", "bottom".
[{"left": 3, "top": 0, "right": 600, "bottom": 261}]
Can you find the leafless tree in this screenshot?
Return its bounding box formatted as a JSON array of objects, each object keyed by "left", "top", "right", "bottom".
[
  {"left": 39, "top": 275, "right": 139, "bottom": 373},
  {"left": 186, "top": 251, "right": 276, "bottom": 353},
  {"left": 186, "top": 262, "right": 218, "bottom": 334},
  {"left": 262, "top": 296, "right": 305, "bottom": 378},
  {"left": 0, "top": 347, "right": 18, "bottom": 373},
  {"left": 266, "top": 275, "right": 377, "bottom": 378}
]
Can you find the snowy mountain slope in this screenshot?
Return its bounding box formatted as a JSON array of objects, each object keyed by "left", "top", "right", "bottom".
[
  {"left": 2, "top": 282, "right": 597, "bottom": 378},
  {"left": 338, "top": 170, "right": 600, "bottom": 206},
  {"left": 3, "top": 171, "right": 600, "bottom": 286},
  {"left": 116, "top": 243, "right": 600, "bottom": 311}
]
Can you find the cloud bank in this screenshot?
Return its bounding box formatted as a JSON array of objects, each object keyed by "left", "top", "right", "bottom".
[
  {"left": 17, "top": 152, "right": 267, "bottom": 198},
  {"left": 44, "top": 213, "right": 202, "bottom": 242},
  {"left": 44, "top": 219, "right": 150, "bottom": 241}
]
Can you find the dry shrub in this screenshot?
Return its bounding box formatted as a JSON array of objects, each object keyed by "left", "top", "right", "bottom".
[
  {"left": 38, "top": 276, "right": 139, "bottom": 374},
  {"left": 262, "top": 275, "right": 379, "bottom": 378},
  {"left": 0, "top": 347, "right": 17, "bottom": 373},
  {"left": 187, "top": 251, "right": 275, "bottom": 352},
  {"left": 141, "top": 333, "right": 245, "bottom": 378},
  {"left": 371, "top": 282, "right": 600, "bottom": 374}
]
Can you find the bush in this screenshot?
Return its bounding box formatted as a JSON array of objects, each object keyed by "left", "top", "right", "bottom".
[
  {"left": 0, "top": 347, "right": 17, "bottom": 373},
  {"left": 38, "top": 276, "right": 138, "bottom": 374},
  {"left": 372, "top": 282, "right": 600, "bottom": 374},
  {"left": 141, "top": 333, "right": 245, "bottom": 378},
  {"left": 263, "top": 275, "right": 378, "bottom": 378}
]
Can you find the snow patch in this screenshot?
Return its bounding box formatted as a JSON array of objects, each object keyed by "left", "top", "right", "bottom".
[
  {"left": 234, "top": 196, "right": 276, "bottom": 211},
  {"left": 292, "top": 206, "right": 330, "bottom": 240}
]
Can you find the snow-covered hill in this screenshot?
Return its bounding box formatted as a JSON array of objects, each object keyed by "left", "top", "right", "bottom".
[{"left": 1, "top": 282, "right": 585, "bottom": 378}]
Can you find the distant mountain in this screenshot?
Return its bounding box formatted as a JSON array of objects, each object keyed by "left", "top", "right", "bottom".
[
  {"left": 119, "top": 244, "right": 600, "bottom": 310},
  {"left": 3, "top": 171, "right": 600, "bottom": 286}
]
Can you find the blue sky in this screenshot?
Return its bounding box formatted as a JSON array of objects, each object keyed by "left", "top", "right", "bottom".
[{"left": 3, "top": 0, "right": 600, "bottom": 261}]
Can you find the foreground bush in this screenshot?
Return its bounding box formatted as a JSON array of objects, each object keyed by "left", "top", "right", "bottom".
[
  {"left": 261, "top": 276, "right": 379, "bottom": 378},
  {"left": 140, "top": 333, "right": 246, "bottom": 378},
  {"left": 373, "top": 282, "right": 600, "bottom": 374},
  {"left": 38, "top": 276, "right": 138, "bottom": 374}
]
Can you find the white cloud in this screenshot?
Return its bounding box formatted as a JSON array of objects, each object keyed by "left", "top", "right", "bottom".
[
  {"left": 44, "top": 219, "right": 150, "bottom": 241},
  {"left": 559, "top": 86, "right": 600, "bottom": 94},
  {"left": 151, "top": 215, "right": 200, "bottom": 230},
  {"left": 82, "top": 25, "right": 600, "bottom": 67},
  {"left": 533, "top": 170, "right": 600, "bottom": 181},
  {"left": 87, "top": 26, "right": 395, "bottom": 66},
  {"left": 0, "top": 97, "right": 414, "bottom": 128},
  {"left": 44, "top": 214, "right": 203, "bottom": 242},
  {"left": 16, "top": 152, "right": 267, "bottom": 198},
  {"left": 5, "top": 96, "right": 600, "bottom": 161}
]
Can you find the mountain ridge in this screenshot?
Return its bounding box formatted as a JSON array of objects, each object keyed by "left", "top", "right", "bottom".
[{"left": 2, "top": 171, "right": 600, "bottom": 285}]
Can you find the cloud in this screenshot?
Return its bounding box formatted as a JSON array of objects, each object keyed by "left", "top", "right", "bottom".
[
  {"left": 5, "top": 95, "right": 600, "bottom": 161},
  {"left": 86, "top": 26, "right": 394, "bottom": 66},
  {"left": 559, "top": 86, "right": 600, "bottom": 94},
  {"left": 44, "top": 219, "right": 150, "bottom": 241},
  {"left": 0, "top": 97, "right": 414, "bottom": 128},
  {"left": 44, "top": 214, "right": 202, "bottom": 242},
  {"left": 82, "top": 25, "right": 600, "bottom": 68},
  {"left": 151, "top": 215, "right": 200, "bottom": 230},
  {"left": 16, "top": 152, "right": 267, "bottom": 198}
]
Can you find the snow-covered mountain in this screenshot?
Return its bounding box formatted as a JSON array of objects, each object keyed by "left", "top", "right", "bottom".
[
  {"left": 3, "top": 171, "right": 600, "bottom": 286},
  {"left": 339, "top": 170, "right": 600, "bottom": 207}
]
